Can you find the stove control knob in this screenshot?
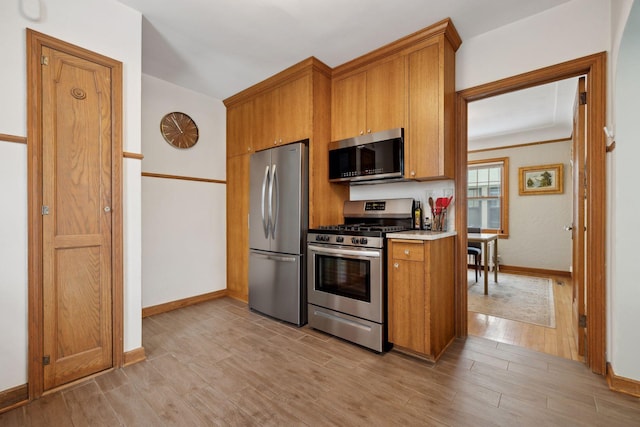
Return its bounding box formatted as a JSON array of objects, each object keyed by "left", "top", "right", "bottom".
[
  {"left": 315, "top": 235, "right": 322, "bottom": 241},
  {"left": 336, "top": 236, "right": 344, "bottom": 243},
  {"left": 360, "top": 238, "right": 368, "bottom": 245},
  {"left": 351, "top": 237, "right": 359, "bottom": 244}
]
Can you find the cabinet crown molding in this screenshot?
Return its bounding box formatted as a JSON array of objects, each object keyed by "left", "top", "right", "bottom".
[
  {"left": 223, "top": 56, "right": 331, "bottom": 108},
  {"left": 332, "top": 18, "right": 461, "bottom": 79}
]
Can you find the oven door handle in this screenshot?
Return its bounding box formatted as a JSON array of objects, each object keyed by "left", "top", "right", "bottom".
[{"left": 308, "top": 244, "right": 381, "bottom": 258}]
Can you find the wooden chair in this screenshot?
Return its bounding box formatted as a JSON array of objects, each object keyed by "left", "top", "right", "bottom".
[{"left": 468, "top": 227, "right": 482, "bottom": 282}]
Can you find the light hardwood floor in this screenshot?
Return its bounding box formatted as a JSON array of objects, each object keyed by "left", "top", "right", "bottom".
[
  {"left": 468, "top": 274, "right": 582, "bottom": 361},
  {"left": 2, "top": 297, "right": 639, "bottom": 426}
]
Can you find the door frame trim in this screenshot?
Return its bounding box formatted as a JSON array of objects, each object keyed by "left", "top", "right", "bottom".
[
  {"left": 454, "top": 52, "right": 607, "bottom": 374},
  {"left": 26, "top": 29, "right": 124, "bottom": 399}
]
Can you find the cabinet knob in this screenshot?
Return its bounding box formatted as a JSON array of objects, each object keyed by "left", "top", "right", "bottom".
[
  {"left": 404, "top": 249, "right": 410, "bottom": 255},
  {"left": 273, "top": 139, "right": 277, "bottom": 145},
  {"left": 411, "top": 171, "right": 416, "bottom": 177},
  {"left": 367, "top": 129, "right": 371, "bottom": 133},
  {"left": 393, "top": 263, "right": 399, "bottom": 269},
  {"left": 360, "top": 131, "right": 364, "bottom": 135}
]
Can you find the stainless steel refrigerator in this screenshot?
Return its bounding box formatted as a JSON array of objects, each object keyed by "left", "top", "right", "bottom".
[{"left": 249, "top": 141, "right": 308, "bottom": 326}]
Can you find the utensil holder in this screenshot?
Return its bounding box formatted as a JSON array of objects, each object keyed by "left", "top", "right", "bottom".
[{"left": 432, "top": 208, "right": 447, "bottom": 232}]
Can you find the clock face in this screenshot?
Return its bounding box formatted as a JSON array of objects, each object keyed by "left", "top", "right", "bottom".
[{"left": 160, "top": 112, "right": 199, "bottom": 149}]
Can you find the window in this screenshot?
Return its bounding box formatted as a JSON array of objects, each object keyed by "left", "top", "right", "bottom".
[{"left": 467, "top": 157, "right": 509, "bottom": 235}]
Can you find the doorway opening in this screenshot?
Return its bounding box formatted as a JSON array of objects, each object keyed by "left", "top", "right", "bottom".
[
  {"left": 465, "top": 76, "right": 583, "bottom": 362},
  {"left": 454, "top": 53, "right": 607, "bottom": 375}
]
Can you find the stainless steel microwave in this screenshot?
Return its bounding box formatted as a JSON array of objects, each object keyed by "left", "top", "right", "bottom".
[{"left": 328, "top": 128, "right": 404, "bottom": 183}]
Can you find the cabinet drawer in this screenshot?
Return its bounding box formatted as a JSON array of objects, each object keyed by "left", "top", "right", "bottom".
[{"left": 392, "top": 242, "right": 424, "bottom": 261}]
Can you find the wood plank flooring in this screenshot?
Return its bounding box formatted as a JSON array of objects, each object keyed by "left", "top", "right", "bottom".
[
  {"left": 468, "top": 275, "right": 582, "bottom": 361},
  {"left": 2, "top": 297, "right": 639, "bottom": 426}
]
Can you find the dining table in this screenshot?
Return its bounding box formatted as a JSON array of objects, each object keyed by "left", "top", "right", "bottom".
[{"left": 468, "top": 232, "right": 499, "bottom": 295}]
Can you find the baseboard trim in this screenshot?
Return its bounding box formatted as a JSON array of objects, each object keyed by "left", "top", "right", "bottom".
[
  {"left": 123, "top": 347, "right": 146, "bottom": 367},
  {"left": 0, "top": 384, "right": 28, "bottom": 414},
  {"left": 607, "top": 363, "right": 640, "bottom": 397},
  {"left": 142, "top": 289, "right": 228, "bottom": 318},
  {"left": 499, "top": 264, "right": 571, "bottom": 278}
]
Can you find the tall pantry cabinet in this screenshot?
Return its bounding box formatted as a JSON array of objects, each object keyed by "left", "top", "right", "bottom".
[{"left": 224, "top": 58, "right": 349, "bottom": 301}]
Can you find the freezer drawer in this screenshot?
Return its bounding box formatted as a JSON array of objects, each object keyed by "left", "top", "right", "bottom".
[{"left": 249, "top": 250, "right": 306, "bottom": 326}]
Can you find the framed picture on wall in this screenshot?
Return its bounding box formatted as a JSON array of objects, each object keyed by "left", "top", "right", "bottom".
[{"left": 518, "top": 163, "right": 564, "bottom": 195}]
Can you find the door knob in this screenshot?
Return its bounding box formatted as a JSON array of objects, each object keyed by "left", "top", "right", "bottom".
[{"left": 104, "top": 206, "right": 111, "bottom": 212}]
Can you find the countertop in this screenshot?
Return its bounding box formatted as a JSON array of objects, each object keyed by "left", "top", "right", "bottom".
[{"left": 386, "top": 230, "right": 457, "bottom": 241}]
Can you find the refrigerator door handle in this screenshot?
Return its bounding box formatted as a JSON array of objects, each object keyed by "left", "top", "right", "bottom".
[
  {"left": 251, "top": 252, "right": 296, "bottom": 263},
  {"left": 270, "top": 164, "right": 279, "bottom": 239},
  {"left": 261, "top": 165, "right": 270, "bottom": 239}
]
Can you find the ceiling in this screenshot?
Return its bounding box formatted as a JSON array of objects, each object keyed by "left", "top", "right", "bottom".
[
  {"left": 467, "top": 77, "right": 579, "bottom": 150},
  {"left": 115, "top": 0, "right": 575, "bottom": 149}
]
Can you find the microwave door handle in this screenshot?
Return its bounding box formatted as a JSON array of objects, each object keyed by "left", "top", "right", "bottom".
[
  {"left": 261, "top": 165, "right": 270, "bottom": 239},
  {"left": 270, "top": 164, "right": 278, "bottom": 239}
]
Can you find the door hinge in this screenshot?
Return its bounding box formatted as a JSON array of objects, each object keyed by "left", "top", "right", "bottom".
[
  {"left": 41, "top": 55, "right": 49, "bottom": 66},
  {"left": 579, "top": 314, "right": 587, "bottom": 328},
  {"left": 579, "top": 91, "right": 587, "bottom": 105},
  {"left": 41, "top": 205, "right": 49, "bottom": 215},
  {"left": 43, "top": 355, "right": 50, "bottom": 366}
]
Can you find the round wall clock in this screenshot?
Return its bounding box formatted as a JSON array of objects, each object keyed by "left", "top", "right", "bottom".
[{"left": 160, "top": 112, "right": 199, "bottom": 149}]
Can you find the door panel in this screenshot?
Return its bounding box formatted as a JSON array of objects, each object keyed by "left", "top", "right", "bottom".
[
  {"left": 249, "top": 149, "right": 272, "bottom": 251},
  {"left": 271, "top": 143, "right": 305, "bottom": 255},
  {"left": 42, "top": 46, "right": 113, "bottom": 389},
  {"left": 571, "top": 76, "right": 587, "bottom": 357}
]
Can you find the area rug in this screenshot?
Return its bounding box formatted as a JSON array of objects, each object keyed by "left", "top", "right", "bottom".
[{"left": 468, "top": 271, "right": 556, "bottom": 328}]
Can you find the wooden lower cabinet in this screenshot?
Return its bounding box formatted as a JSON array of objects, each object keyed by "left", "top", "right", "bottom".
[{"left": 387, "top": 237, "right": 455, "bottom": 360}]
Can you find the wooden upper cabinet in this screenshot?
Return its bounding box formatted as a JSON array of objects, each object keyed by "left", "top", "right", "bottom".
[
  {"left": 366, "top": 57, "right": 405, "bottom": 136},
  {"left": 331, "top": 71, "right": 366, "bottom": 140},
  {"left": 254, "top": 75, "right": 312, "bottom": 151},
  {"left": 332, "top": 57, "right": 405, "bottom": 141},
  {"left": 278, "top": 75, "right": 312, "bottom": 144},
  {"left": 227, "top": 101, "right": 253, "bottom": 157},
  {"left": 406, "top": 39, "right": 456, "bottom": 180}
]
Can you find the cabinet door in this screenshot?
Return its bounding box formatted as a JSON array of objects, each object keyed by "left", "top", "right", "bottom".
[
  {"left": 407, "top": 44, "right": 439, "bottom": 179},
  {"left": 406, "top": 42, "right": 455, "bottom": 180},
  {"left": 278, "top": 75, "right": 312, "bottom": 144},
  {"left": 253, "top": 88, "right": 278, "bottom": 151},
  {"left": 366, "top": 57, "right": 405, "bottom": 134},
  {"left": 227, "top": 154, "right": 250, "bottom": 301},
  {"left": 388, "top": 241, "right": 425, "bottom": 353},
  {"left": 331, "top": 71, "right": 366, "bottom": 141},
  {"left": 227, "top": 101, "right": 253, "bottom": 157}
]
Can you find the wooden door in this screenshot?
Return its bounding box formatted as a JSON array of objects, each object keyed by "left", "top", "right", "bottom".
[
  {"left": 253, "top": 88, "right": 278, "bottom": 151},
  {"left": 41, "top": 46, "right": 114, "bottom": 389},
  {"left": 571, "top": 77, "right": 587, "bottom": 357},
  {"left": 331, "top": 71, "right": 366, "bottom": 140},
  {"left": 366, "top": 57, "right": 405, "bottom": 134}
]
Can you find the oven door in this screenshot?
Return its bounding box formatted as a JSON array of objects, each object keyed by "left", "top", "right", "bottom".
[{"left": 307, "top": 243, "right": 383, "bottom": 323}]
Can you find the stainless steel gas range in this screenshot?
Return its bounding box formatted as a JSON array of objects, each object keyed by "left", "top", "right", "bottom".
[{"left": 307, "top": 198, "right": 414, "bottom": 352}]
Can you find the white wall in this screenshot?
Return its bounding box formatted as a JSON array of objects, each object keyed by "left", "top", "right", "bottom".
[
  {"left": 611, "top": 0, "right": 640, "bottom": 383},
  {"left": 141, "top": 74, "right": 227, "bottom": 308},
  {"left": 0, "top": 0, "right": 142, "bottom": 391},
  {"left": 468, "top": 141, "right": 572, "bottom": 272}
]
